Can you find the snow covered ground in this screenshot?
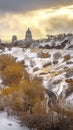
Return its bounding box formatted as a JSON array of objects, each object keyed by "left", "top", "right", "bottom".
[
  {"left": 32, "top": 34, "right": 73, "bottom": 49},
  {"left": 0, "top": 46, "right": 73, "bottom": 111},
  {"left": 61, "top": 93, "right": 73, "bottom": 111},
  {"left": 0, "top": 112, "right": 29, "bottom": 130}
]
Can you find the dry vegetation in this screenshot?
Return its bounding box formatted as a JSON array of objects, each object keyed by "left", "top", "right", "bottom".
[
  {"left": 19, "top": 112, "right": 73, "bottom": 130},
  {"left": 53, "top": 52, "right": 61, "bottom": 60},
  {"left": 40, "top": 52, "right": 51, "bottom": 58},
  {"left": 0, "top": 54, "right": 24, "bottom": 85},
  {"left": 0, "top": 54, "right": 73, "bottom": 130},
  {"left": 0, "top": 54, "right": 45, "bottom": 115},
  {"left": 64, "top": 54, "right": 70, "bottom": 61}
]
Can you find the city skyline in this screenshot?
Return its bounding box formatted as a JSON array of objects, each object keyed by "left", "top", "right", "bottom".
[{"left": 0, "top": 0, "right": 73, "bottom": 41}]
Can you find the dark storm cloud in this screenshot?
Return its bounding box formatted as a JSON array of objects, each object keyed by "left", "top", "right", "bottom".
[{"left": 0, "top": 0, "right": 73, "bottom": 13}]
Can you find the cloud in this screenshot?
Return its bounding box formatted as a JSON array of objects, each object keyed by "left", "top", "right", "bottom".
[
  {"left": 45, "top": 17, "right": 73, "bottom": 34},
  {"left": 0, "top": 5, "right": 73, "bottom": 40},
  {"left": 0, "top": 0, "right": 73, "bottom": 13}
]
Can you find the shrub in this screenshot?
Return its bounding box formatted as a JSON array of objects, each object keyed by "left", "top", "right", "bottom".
[
  {"left": 65, "top": 78, "right": 73, "bottom": 84},
  {"left": 0, "top": 54, "right": 45, "bottom": 114},
  {"left": 64, "top": 54, "right": 70, "bottom": 61},
  {"left": 20, "top": 114, "right": 73, "bottom": 130},
  {"left": 0, "top": 54, "right": 28, "bottom": 85},
  {"left": 53, "top": 52, "right": 61, "bottom": 60},
  {"left": 2, "top": 76, "right": 45, "bottom": 114},
  {"left": 2, "top": 63, "right": 24, "bottom": 85},
  {"left": 40, "top": 52, "right": 51, "bottom": 58},
  {"left": 0, "top": 54, "right": 16, "bottom": 71}
]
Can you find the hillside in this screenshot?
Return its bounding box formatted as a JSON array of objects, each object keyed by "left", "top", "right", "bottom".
[
  {"left": 0, "top": 44, "right": 73, "bottom": 113},
  {"left": 29, "top": 33, "right": 73, "bottom": 49}
]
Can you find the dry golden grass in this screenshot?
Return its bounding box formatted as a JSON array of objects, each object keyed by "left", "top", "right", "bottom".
[
  {"left": 64, "top": 54, "right": 70, "bottom": 61},
  {"left": 30, "top": 48, "right": 42, "bottom": 53},
  {"left": 40, "top": 52, "right": 51, "bottom": 58}
]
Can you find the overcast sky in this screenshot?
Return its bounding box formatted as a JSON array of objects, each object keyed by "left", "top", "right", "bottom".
[
  {"left": 0, "top": 0, "right": 73, "bottom": 41},
  {"left": 0, "top": 0, "right": 73, "bottom": 13}
]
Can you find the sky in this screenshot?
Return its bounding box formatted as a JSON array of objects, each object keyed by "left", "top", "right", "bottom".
[{"left": 0, "top": 0, "right": 73, "bottom": 41}]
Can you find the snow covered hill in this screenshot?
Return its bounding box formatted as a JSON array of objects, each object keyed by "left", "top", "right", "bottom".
[
  {"left": 31, "top": 34, "right": 73, "bottom": 49},
  {"left": 0, "top": 46, "right": 73, "bottom": 112}
]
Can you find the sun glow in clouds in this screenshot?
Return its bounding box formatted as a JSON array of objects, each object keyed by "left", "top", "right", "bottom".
[{"left": 0, "top": 5, "right": 73, "bottom": 41}]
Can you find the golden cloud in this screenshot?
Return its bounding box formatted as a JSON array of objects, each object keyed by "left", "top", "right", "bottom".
[{"left": 0, "top": 5, "right": 73, "bottom": 41}]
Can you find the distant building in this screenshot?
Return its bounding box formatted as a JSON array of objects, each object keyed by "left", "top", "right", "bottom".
[
  {"left": 0, "top": 39, "right": 1, "bottom": 43},
  {"left": 25, "top": 28, "right": 32, "bottom": 42},
  {"left": 12, "top": 35, "right": 17, "bottom": 42}
]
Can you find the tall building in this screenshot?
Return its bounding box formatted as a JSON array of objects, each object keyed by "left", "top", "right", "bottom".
[{"left": 25, "top": 28, "right": 32, "bottom": 42}]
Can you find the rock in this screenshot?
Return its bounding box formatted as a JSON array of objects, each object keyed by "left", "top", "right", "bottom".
[{"left": 8, "top": 123, "right": 12, "bottom": 126}]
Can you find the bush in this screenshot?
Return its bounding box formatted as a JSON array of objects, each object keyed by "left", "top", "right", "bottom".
[
  {"left": 2, "top": 76, "right": 45, "bottom": 114},
  {"left": 20, "top": 113, "right": 73, "bottom": 130},
  {"left": 0, "top": 54, "right": 16, "bottom": 71},
  {"left": 0, "top": 54, "right": 27, "bottom": 85},
  {"left": 53, "top": 52, "right": 61, "bottom": 60},
  {"left": 40, "top": 52, "right": 51, "bottom": 58},
  {"left": 0, "top": 54, "right": 45, "bottom": 115},
  {"left": 64, "top": 54, "right": 70, "bottom": 61},
  {"left": 2, "top": 63, "right": 24, "bottom": 85},
  {"left": 65, "top": 78, "right": 73, "bottom": 84}
]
